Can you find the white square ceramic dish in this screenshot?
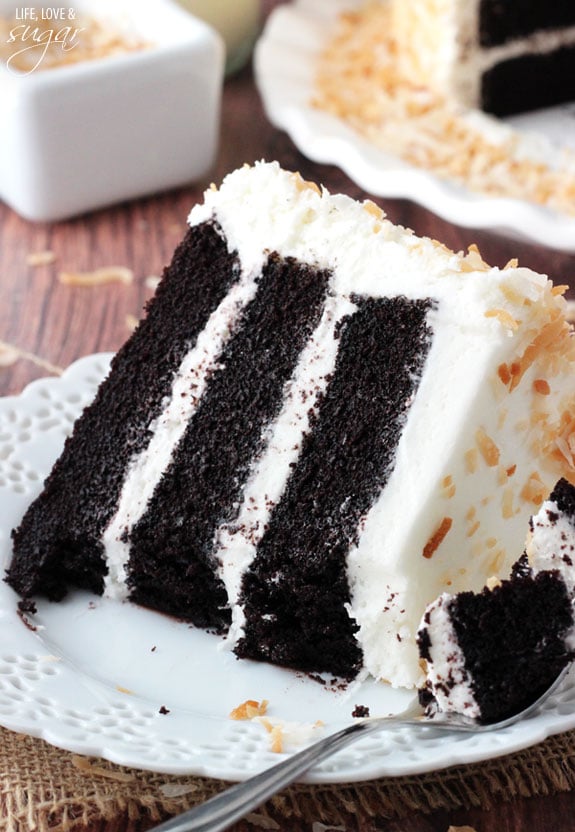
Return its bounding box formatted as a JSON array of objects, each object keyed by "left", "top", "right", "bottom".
[{"left": 0, "top": 0, "right": 224, "bottom": 221}]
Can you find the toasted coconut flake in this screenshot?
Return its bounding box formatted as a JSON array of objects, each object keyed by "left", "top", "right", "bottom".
[
  {"left": 533, "top": 378, "right": 551, "bottom": 395},
  {"left": 565, "top": 300, "right": 575, "bottom": 323},
  {"left": 26, "top": 250, "right": 56, "bottom": 267},
  {"left": 465, "top": 506, "right": 476, "bottom": 521},
  {"left": 125, "top": 314, "right": 139, "bottom": 332},
  {"left": 464, "top": 447, "right": 478, "bottom": 474},
  {"left": 145, "top": 275, "right": 161, "bottom": 291},
  {"left": 487, "top": 549, "right": 506, "bottom": 574},
  {"left": 159, "top": 783, "right": 201, "bottom": 798},
  {"left": 0, "top": 343, "right": 19, "bottom": 368},
  {"left": 501, "top": 487, "right": 515, "bottom": 519},
  {"left": 486, "top": 576, "right": 502, "bottom": 590},
  {"left": 497, "top": 363, "right": 511, "bottom": 386},
  {"left": 312, "top": 824, "right": 346, "bottom": 832},
  {"left": 441, "top": 475, "right": 456, "bottom": 498},
  {"left": 484, "top": 308, "right": 520, "bottom": 331},
  {"left": 0, "top": 340, "right": 63, "bottom": 375},
  {"left": 466, "top": 520, "right": 480, "bottom": 538},
  {"left": 363, "top": 199, "right": 384, "bottom": 220},
  {"left": 447, "top": 826, "right": 478, "bottom": 832},
  {"left": 462, "top": 244, "right": 490, "bottom": 272},
  {"left": 476, "top": 427, "right": 500, "bottom": 467},
  {"left": 520, "top": 471, "right": 547, "bottom": 506},
  {"left": 230, "top": 699, "right": 269, "bottom": 720},
  {"left": 246, "top": 813, "right": 281, "bottom": 830},
  {"left": 71, "top": 755, "right": 136, "bottom": 783},
  {"left": 269, "top": 725, "right": 284, "bottom": 754},
  {"left": 59, "top": 266, "right": 134, "bottom": 287},
  {"left": 293, "top": 171, "right": 321, "bottom": 196},
  {"left": 422, "top": 517, "right": 453, "bottom": 559}
]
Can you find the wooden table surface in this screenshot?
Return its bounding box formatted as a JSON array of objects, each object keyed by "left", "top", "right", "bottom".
[{"left": 2, "top": 2, "right": 575, "bottom": 830}]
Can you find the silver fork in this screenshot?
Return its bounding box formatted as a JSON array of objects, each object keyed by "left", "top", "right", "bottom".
[{"left": 148, "top": 666, "right": 570, "bottom": 832}]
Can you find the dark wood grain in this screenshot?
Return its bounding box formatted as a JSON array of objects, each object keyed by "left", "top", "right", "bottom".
[{"left": 2, "top": 1, "right": 575, "bottom": 830}]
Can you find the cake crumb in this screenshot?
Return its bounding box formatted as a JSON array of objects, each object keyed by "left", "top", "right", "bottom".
[
  {"left": 159, "top": 705, "right": 170, "bottom": 715},
  {"left": 229, "top": 699, "right": 269, "bottom": 720},
  {"left": 351, "top": 704, "right": 370, "bottom": 718}
]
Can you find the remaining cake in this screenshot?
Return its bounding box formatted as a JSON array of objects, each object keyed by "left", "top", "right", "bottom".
[
  {"left": 7, "top": 162, "right": 575, "bottom": 688},
  {"left": 417, "top": 478, "right": 575, "bottom": 722},
  {"left": 392, "top": 1, "right": 575, "bottom": 116}
]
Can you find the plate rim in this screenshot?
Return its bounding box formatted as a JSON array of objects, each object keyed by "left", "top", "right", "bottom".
[{"left": 1, "top": 352, "right": 575, "bottom": 783}]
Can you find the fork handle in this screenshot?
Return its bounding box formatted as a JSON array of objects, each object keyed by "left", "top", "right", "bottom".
[{"left": 149, "top": 719, "right": 374, "bottom": 832}]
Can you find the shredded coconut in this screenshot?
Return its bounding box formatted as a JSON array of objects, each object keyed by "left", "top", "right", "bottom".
[
  {"left": 59, "top": 266, "right": 134, "bottom": 287},
  {"left": 313, "top": 2, "right": 575, "bottom": 213}
]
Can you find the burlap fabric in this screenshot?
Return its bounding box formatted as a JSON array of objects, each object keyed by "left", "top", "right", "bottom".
[{"left": 2, "top": 726, "right": 575, "bottom": 832}]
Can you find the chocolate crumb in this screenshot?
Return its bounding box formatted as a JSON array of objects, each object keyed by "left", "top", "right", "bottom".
[
  {"left": 352, "top": 705, "right": 370, "bottom": 718},
  {"left": 17, "top": 598, "right": 37, "bottom": 615}
]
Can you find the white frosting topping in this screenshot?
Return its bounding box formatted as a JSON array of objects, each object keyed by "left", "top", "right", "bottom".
[
  {"left": 420, "top": 594, "right": 481, "bottom": 718},
  {"left": 528, "top": 497, "right": 575, "bottom": 591}
]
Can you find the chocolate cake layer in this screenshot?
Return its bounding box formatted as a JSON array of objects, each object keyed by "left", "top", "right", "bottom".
[
  {"left": 8, "top": 222, "right": 239, "bottom": 600},
  {"left": 551, "top": 477, "right": 575, "bottom": 518},
  {"left": 236, "top": 296, "right": 435, "bottom": 678},
  {"left": 479, "top": 0, "right": 575, "bottom": 48},
  {"left": 445, "top": 572, "right": 574, "bottom": 722},
  {"left": 481, "top": 46, "right": 575, "bottom": 116},
  {"left": 127, "top": 255, "right": 331, "bottom": 631}
]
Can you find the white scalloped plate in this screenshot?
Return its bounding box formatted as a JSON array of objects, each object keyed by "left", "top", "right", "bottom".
[
  {"left": 254, "top": 0, "right": 575, "bottom": 251},
  {"left": 2, "top": 353, "right": 575, "bottom": 781}
]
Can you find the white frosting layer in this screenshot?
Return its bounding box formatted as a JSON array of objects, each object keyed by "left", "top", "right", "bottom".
[
  {"left": 528, "top": 497, "right": 575, "bottom": 593},
  {"left": 100, "top": 162, "right": 575, "bottom": 688},
  {"left": 420, "top": 594, "right": 481, "bottom": 718},
  {"left": 528, "top": 494, "right": 575, "bottom": 650},
  {"left": 101, "top": 263, "right": 259, "bottom": 599}
]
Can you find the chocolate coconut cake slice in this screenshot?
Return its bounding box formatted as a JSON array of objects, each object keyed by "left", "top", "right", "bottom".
[
  {"left": 418, "top": 478, "right": 575, "bottom": 723},
  {"left": 7, "top": 162, "right": 575, "bottom": 688}
]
